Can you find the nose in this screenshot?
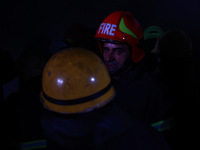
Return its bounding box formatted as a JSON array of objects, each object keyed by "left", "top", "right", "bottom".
[{"left": 105, "top": 51, "right": 115, "bottom": 62}]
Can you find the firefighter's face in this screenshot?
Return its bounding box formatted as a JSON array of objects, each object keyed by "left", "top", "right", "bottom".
[{"left": 102, "top": 42, "right": 131, "bottom": 73}]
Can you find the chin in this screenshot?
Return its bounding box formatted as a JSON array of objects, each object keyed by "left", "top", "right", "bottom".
[{"left": 108, "top": 69, "right": 118, "bottom": 74}]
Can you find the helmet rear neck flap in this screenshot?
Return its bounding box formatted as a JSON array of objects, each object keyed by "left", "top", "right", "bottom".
[{"left": 95, "top": 10, "right": 145, "bottom": 63}]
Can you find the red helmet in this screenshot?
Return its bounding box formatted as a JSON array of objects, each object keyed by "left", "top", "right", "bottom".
[{"left": 94, "top": 11, "right": 145, "bottom": 63}]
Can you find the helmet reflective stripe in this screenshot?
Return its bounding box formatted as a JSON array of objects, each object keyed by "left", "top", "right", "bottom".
[
  {"left": 20, "top": 139, "right": 46, "bottom": 150},
  {"left": 42, "top": 82, "right": 112, "bottom": 105},
  {"left": 119, "top": 18, "right": 137, "bottom": 39},
  {"left": 151, "top": 117, "right": 174, "bottom": 132}
]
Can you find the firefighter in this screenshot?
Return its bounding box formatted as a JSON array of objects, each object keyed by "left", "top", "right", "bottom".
[{"left": 40, "top": 47, "right": 172, "bottom": 150}]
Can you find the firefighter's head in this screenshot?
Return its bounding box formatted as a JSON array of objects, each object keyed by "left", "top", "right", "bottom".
[{"left": 94, "top": 11, "right": 145, "bottom": 74}]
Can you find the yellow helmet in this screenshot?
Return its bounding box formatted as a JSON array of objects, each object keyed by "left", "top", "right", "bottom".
[{"left": 40, "top": 48, "right": 115, "bottom": 114}]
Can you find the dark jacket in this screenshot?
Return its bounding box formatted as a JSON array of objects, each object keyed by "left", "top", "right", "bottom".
[
  {"left": 112, "top": 60, "right": 172, "bottom": 124},
  {"left": 152, "top": 58, "right": 200, "bottom": 149},
  {"left": 40, "top": 101, "right": 172, "bottom": 150},
  {"left": 1, "top": 76, "right": 46, "bottom": 150}
]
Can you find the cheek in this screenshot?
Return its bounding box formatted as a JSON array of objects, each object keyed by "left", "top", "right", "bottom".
[
  {"left": 115, "top": 54, "right": 128, "bottom": 65},
  {"left": 103, "top": 52, "right": 108, "bottom": 60}
]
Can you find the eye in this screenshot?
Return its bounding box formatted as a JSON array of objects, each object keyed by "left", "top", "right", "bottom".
[
  {"left": 115, "top": 49, "right": 123, "bottom": 55},
  {"left": 103, "top": 47, "right": 109, "bottom": 53}
]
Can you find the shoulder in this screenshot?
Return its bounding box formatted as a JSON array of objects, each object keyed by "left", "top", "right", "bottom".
[{"left": 96, "top": 120, "right": 172, "bottom": 150}]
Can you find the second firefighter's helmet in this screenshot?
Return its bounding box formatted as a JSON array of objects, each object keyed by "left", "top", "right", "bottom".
[{"left": 40, "top": 48, "right": 115, "bottom": 114}]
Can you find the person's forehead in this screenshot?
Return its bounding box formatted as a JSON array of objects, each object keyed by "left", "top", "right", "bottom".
[{"left": 103, "top": 42, "right": 128, "bottom": 48}]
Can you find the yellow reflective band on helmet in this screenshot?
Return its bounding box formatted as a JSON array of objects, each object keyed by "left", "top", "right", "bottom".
[
  {"left": 20, "top": 139, "right": 46, "bottom": 150},
  {"left": 119, "top": 18, "right": 137, "bottom": 39},
  {"left": 151, "top": 117, "right": 174, "bottom": 132}
]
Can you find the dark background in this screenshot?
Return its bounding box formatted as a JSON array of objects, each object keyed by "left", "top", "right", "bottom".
[{"left": 0, "top": 0, "right": 199, "bottom": 64}]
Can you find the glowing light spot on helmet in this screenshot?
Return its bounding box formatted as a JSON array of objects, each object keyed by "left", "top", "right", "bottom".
[
  {"left": 90, "top": 77, "right": 95, "bottom": 82},
  {"left": 57, "top": 78, "right": 64, "bottom": 86},
  {"left": 119, "top": 18, "right": 137, "bottom": 39}
]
